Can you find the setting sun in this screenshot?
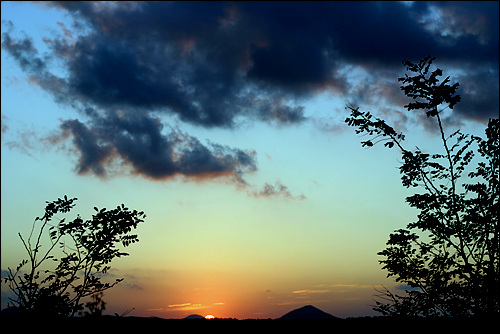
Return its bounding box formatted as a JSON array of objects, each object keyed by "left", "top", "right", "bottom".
[{"left": 205, "top": 315, "right": 215, "bottom": 319}]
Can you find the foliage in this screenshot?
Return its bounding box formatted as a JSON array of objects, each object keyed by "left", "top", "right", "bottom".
[
  {"left": 84, "top": 292, "right": 106, "bottom": 317},
  {"left": 345, "top": 56, "right": 499, "bottom": 317},
  {"left": 3, "top": 195, "right": 146, "bottom": 317}
]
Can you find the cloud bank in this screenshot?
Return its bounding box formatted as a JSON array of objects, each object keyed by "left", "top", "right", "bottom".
[{"left": 2, "top": 1, "right": 498, "bottom": 184}]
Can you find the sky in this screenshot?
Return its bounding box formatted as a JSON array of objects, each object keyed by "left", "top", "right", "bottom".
[{"left": 1, "top": 1, "right": 498, "bottom": 319}]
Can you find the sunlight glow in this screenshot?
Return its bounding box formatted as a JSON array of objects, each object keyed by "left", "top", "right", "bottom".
[{"left": 205, "top": 314, "right": 215, "bottom": 319}]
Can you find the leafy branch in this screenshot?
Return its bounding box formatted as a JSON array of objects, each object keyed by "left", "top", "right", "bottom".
[
  {"left": 3, "top": 196, "right": 146, "bottom": 317},
  {"left": 345, "top": 56, "right": 499, "bottom": 317}
]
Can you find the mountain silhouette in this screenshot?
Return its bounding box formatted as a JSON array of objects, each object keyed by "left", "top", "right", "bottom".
[
  {"left": 278, "top": 305, "right": 338, "bottom": 319},
  {"left": 184, "top": 314, "right": 205, "bottom": 319}
]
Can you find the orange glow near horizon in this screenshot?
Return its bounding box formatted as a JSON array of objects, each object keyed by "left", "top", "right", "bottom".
[{"left": 205, "top": 314, "right": 215, "bottom": 319}]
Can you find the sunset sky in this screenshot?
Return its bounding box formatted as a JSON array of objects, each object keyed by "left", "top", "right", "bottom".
[{"left": 1, "top": 1, "right": 498, "bottom": 319}]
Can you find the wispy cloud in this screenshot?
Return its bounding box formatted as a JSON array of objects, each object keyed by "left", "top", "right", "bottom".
[
  {"left": 168, "top": 303, "right": 197, "bottom": 309},
  {"left": 291, "top": 284, "right": 379, "bottom": 296},
  {"left": 248, "top": 180, "right": 306, "bottom": 200},
  {"left": 292, "top": 289, "right": 331, "bottom": 294},
  {"left": 145, "top": 303, "right": 207, "bottom": 312},
  {"left": 162, "top": 302, "right": 225, "bottom": 312}
]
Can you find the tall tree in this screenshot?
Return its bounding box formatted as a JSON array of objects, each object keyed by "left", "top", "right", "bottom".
[
  {"left": 3, "top": 196, "right": 146, "bottom": 317},
  {"left": 346, "top": 56, "right": 499, "bottom": 317}
]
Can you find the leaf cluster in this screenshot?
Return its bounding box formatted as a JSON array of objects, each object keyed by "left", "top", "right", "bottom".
[
  {"left": 399, "top": 55, "right": 461, "bottom": 117},
  {"left": 345, "top": 106, "right": 405, "bottom": 149}
]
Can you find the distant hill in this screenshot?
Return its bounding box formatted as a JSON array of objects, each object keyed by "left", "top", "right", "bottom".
[
  {"left": 278, "top": 305, "right": 338, "bottom": 320},
  {"left": 184, "top": 314, "right": 205, "bottom": 319}
]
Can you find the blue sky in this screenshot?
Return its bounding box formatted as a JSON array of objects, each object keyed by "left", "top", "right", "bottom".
[{"left": 1, "top": 1, "right": 498, "bottom": 319}]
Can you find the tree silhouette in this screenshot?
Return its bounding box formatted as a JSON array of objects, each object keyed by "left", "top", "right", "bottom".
[
  {"left": 3, "top": 196, "right": 146, "bottom": 317},
  {"left": 346, "top": 56, "right": 499, "bottom": 317}
]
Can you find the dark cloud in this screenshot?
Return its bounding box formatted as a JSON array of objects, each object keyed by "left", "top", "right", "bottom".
[
  {"left": 58, "top": 119, "right": 113, "bottom": 177},
  {"left": 2, "top": 1, "right": 498, "bottom": 182},
  {"left": 43, "top": 1, "right": 311, "bottom": 128},
  {"left": 1, "top": 23, "right": 47, "bottom": 73},
  {"left": 35, "top": 3, "right": 500, "bottom": 118},
  {"left": 454, "top": 68, "right": 499, "bottom": 122},
  {"left": 56, "top": 112, "right": 256, "bottom": 184}
]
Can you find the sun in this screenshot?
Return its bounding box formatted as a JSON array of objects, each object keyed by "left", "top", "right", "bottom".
[{"left": 205, "top": 314, "right": 215, "bottom": 319}]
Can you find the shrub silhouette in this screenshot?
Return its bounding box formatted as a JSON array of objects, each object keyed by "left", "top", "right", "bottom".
[
  {"left": 3, "top": 195, "right": 146, "bottom": 317},
  {"left": 346, "top": 56, "right": 499, "bottom": 317}
]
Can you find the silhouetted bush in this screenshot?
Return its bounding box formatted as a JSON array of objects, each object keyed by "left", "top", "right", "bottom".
[
  {"left": 346, "top": 56, "right": 499, "bottom": 317},
  {"left": 3, "top": 196, "right": 146, "bottom": 317}
]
